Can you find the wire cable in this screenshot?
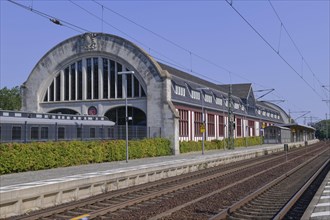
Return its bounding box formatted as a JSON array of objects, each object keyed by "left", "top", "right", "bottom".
[
  {"left": 225, "top": 0, "right": 324, "bottom": 100},
  {"left": 268, "top": 0, "right": 326, "bottom": 97},
  {"left": 7, "top": 0, "right": 90, "bottom": 33}
]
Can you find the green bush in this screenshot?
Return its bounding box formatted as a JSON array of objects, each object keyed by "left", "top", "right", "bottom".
[
  {"left": 180, "top": 136, "right": 263, "bottom": 153},
  {"left": 0, "top": 138, "right": 171, "bottom": 175}
]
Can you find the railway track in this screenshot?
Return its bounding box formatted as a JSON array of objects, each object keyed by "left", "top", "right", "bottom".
[
  {"left": 8, "top": 142, "right": 329, "bottom": 220},
  {"left": 211, "top": 149, "right": 330, "bottom": 219}
]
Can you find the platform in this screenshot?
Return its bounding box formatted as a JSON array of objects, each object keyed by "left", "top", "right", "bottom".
[
  {"left": 303, "top": 170, "right": 330, "bottom": 220},
  {"left": 0, "top": 140, "right": 317, "bottom": 218}
]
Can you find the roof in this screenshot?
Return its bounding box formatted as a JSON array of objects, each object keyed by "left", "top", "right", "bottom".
[
  {"left": 264, "top": 125, "right": 290, "bottom": 130},
  {"left": 218, "top": 84, "right": 252, "bottom": 99},
  {"left": 158, "top": 61, "right": 284, "bottom": 123},
  {"left": 158, "top": 62, "right": 221, "bottom": 91},
  {"left": 275, "top": 123, "right": 316, "bottom": 131}
]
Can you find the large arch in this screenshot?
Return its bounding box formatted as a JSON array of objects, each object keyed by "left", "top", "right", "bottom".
[
  {"left": 48, "top": 108, "right": 78, "bottom": 115},
  {"left": 105, "top": 106, "right": 146, "bottom": 126},
  {"left": 21, "top": 33, "right": 179, "bottom": 154}
]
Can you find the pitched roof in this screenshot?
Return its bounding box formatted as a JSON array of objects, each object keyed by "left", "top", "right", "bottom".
[{"left": 219, "top": 84, "right": 252, "bottom": 99}]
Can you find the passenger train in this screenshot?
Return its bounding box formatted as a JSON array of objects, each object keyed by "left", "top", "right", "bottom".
[{"left": 0, "top": 110, "right": 115, "bottom": 143}]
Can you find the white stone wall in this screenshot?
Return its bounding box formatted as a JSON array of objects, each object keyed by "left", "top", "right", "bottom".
[{"left": 22, "top": 33, "right": 179, "bottom": 153}]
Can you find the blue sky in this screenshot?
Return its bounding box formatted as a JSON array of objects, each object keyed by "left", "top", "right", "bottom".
[{"left": 1, "top": 0, "right": 329, "bottom": 124}]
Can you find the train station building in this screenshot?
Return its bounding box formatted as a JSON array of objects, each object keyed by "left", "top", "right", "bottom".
[{"left": 21, "top": 33, "right": 309, "bottom": 154}]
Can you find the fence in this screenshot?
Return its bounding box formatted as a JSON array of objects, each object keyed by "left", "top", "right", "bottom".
[{"left": 0, "top": 124, "right": 162, "bottom": 143}]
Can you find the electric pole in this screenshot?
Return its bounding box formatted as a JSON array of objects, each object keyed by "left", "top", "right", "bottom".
[{"left": 228, "top": 84, "right": 234, "bottom": 149}]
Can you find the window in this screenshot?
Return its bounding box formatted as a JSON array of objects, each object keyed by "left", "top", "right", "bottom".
[
  {"left": 205, "top": 94, "right": 212, "bottom": 103},
  {"left": 208, "top": 114, "right": 215, "bottom": 137},
  {"left": 179, "top": 109, "right": 188, "bottom": 137},
  {"left": 93, "top": 58, "right": 99, "bottom": 99},
  {"left": 43, "top": 58, "right": 147, "bottom": 102},
  {"left": 71, "top": 64, "right": 76, "bottom": 100},
  {"left": 110, "top": 60, "right": 116, "bottom": 98},
  {"left": 108, "top": 127, "right": 114, "bottom": 139},
  {"left": 127, "top": 73, "right": 133, "bottom": 98},
  {"left": 219, "top": 115, "right": 225, "bottom": 137},
  {"left": 77, "top": 60, "right": 83, "bottom": 100},
  {"left": 31, "top": 127, "right": 39, "bottom": 140},
  {"left": 191, "top": 90, "right": 200, "bottom": 100},
  {"left": 44, "top": 91, "right": 48, "bottom": 102},
  {"left": 175, "top": 85, "right": 185, "bottom": 96},
  {"left": 134, "top": 76, "right": 140, "bottom": 97},
  {"left": 55, "top": 75, "right": 61, "bottom": 101},
  {"left": 236, "top": 118, "right": 242, "bottom": 137},
  {"left": 248, "top": 120, "right": 255, "bottom": 136},
  {"left": 64, "top": 67, "right": 70, "bottom": 101},
  {"left": 90, "top": 128, "right": 96, "bottom": 138},
  {"left": 103, "top": 58, "right": 109, "bottom": 99},
  {"left": 216, "top": 97, "right": 222, "bottom": 105},
  {"left": 41, "top": 127, "right": 48, "bottom": 139},
  {"left": 117, "top": 63, "right": 123, "bottom": 98},
  {"left": 194, "top": 112, "right": 203, "bottom": 137},
  {"left": 76, "top": 127, "right": 82, "bottom": 139},
  {"left": 87, "top": 58, "right": 92, "bottom": 99},
  {"left": 234, "top": 102, "right": 239, "bottom": 109},
  {"left": 12, "top": 126, "right": 21, "bottom": 140},
  {"left": 99, "top": 127, "right": 103, "bottom": 139},
  {"left": 58, "top": 127, "right": 65, "bottom": 140},
  {"left": 141, "top": 86, "right": 146, "bottom": 97}
]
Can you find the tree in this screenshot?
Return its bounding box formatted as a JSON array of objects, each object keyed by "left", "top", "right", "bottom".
[
  {"left": 312, "top": 120, "right": 330, "bottom": 140},
  {"left": 0, "top": 86, "right": 22, "bottom": 110}
]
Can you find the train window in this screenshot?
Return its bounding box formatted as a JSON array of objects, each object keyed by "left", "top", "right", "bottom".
[
  {"left": 58, "top": 127, "right": 65, "bottom": 139},
  {"left": 77, "top": 127, "right": 82, "bottom": 139},
  {"left": 99, "top": 127, "right": 103, "bottom": 139},
  {"left": 41, "top": 127, "right": 49, "bottom": 139},
  {"left": 108, "top": 127, "right": 114, "bottom": 139},
  {"left": 12, "top": 126, "right": 22, "bottom": 140},
  {"left": 90, "top": 128, "right": 96, "bottom": 138},
  {"left": 31, "top": 127, "right": 39, "bottom": 140}
]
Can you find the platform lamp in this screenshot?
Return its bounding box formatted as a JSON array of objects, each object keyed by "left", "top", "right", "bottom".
[
  {"left": 118, "top": 70, "right": 134, "bottom": 163},
  {"left": 196, "top": 87, "right": 210, "bottom": 155}
]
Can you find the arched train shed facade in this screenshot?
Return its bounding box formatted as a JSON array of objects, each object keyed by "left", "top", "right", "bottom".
[
  {"left": 21, "top": 33, "right": 179, "bottom": 153},
  {"left": 22, "top": 33, "right": 312, "bottom": 154}
]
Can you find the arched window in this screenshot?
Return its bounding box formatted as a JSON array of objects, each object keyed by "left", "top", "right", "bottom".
[{"left": 43, "top": 57, "right": 146, "bottom": 102}]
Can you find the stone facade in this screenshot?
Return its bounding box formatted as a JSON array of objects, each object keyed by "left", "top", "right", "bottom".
[{"left": 22, "top": 33, "right": 180, "bottom": 154}]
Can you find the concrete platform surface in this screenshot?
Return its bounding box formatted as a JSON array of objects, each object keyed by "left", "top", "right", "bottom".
[{"left": 303, "top": 170, "right": 330, "bottom": 220}]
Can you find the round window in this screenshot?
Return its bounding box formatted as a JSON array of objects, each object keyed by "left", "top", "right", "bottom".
[{"left": 88, "top": 106, "right": 97, "bottom": 115}]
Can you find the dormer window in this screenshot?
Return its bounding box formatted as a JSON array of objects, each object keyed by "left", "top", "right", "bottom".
[
  {"left": 191, "top": 90, "right": 200, "bottom": 100},
  {"left": 216, "top": 97, "right": 223, "bottom": 105},
  {"left": 205, "top": 94, "right": 212, "bottom": 103},
  {"left": 175, "top": 85, "right": 185, "bottom": 96}
]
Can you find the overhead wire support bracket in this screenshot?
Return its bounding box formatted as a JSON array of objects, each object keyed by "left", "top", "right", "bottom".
[{"left": 254, "top": 88, "right": 275, "bottom": 100}]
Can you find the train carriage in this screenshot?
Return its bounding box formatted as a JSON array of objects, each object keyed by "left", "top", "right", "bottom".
[{"left": 0, "top": 110, "right": 115, "bottom": 143}]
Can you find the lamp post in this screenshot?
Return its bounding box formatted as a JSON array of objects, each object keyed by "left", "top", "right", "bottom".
[
  {"left": 196, "top": 87, "right": 210, "bottom": 155},
  {"left": 118, "top": 71, "right": 134, "bottom": 163}
]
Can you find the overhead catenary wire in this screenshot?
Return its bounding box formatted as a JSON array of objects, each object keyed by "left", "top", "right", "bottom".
[
  {"left": 7, "top": 0, "right": 317, "bottom": 121},
  {"left": 268, "top": 0, "right": 326, "bottom": 98},
  {"left": 7, "top": 0, "right": 90, "bottom": 34},
  {"left": 88, "top": 0, "right": 306, "bottom": 103},
  {"left": 225, "top": 0, "right": 325, "bottom": 101}
]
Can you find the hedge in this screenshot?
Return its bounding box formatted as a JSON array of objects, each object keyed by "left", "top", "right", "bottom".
[
  {"left": 0, "top": 138, "right": 171, "bottom": 175},
  {"left": 180, "top": 136, "right": 263, "bottom": 153}
]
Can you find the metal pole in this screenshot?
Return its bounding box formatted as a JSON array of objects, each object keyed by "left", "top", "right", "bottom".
[
  {"left": 125, "top": 75, "right": 129, "bottom": 163},
  {"left": 202, "top": 92, "right": 205, "bottom": 155},
  {"left": 117, "top": 70, "right": 134, "bottom": 163}
]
